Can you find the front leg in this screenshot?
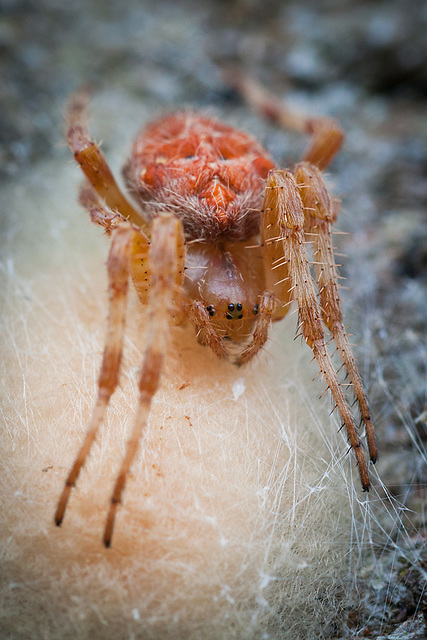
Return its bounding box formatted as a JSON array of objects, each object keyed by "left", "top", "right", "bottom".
[
  {"left": 104, "top": 214, "right": 184, "bottom": 547},
  {"left": 262, "top": 170, "right": 371, "bottom": 491},
  {"left": 294, "top": 162, "right": 377, "bottom": 465},
  {"left": 55, "top": 224, "right": 137, "bottom": 527}
]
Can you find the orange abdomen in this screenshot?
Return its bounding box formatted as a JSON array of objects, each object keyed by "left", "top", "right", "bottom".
[{"left": 123, "top": 112, "right": 276, "bottom": 240}]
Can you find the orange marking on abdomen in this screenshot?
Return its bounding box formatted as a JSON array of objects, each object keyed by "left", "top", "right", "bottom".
[{"left": 199, "top": 179, "right": 236, "bottom": 229}]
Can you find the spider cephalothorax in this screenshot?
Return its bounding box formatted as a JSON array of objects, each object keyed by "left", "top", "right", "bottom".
[{"left": 56, "top": 79, "right": 377, "bottom": 547}]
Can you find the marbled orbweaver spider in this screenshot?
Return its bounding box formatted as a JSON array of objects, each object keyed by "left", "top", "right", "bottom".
[{"left": 55, "top": 77, "right": 377, "bottom": 547}]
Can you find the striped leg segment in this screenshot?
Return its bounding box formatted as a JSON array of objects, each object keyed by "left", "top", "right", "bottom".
[
  {"left": 103, "top": 214, "right": 184, "bottom": 547},
  {"left": 295, "top": 162, "right": 377, "bottom": 464},
  {"left": 55, "top": 226, "right": 137, "bottom": 527},
  {"left": 261, "top": 170, "right": 371, "bottom": 490}
]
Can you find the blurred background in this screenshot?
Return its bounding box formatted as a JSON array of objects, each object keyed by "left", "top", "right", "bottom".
[{"left": 1, "top": 0, "right": 426, "bottom": 637}]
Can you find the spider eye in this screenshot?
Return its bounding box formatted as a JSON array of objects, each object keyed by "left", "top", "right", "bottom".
[
  {"left": 253, "top": 304, "right": 259, "bottom": 315},
  {"left": 206, "top": 305, "right": 216, "bottom": 317},
  {"left": 226, "top": 302, "right": 243, "bottom": 320}
]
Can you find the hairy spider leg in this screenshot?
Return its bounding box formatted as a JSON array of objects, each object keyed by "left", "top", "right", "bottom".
[
  {"left": 103, "top": 214, "right": 184, "bottom": 547},
  {"left": 295, "top": 162, "right": 377, "bottom": 464},
  {"left": 234, "top": 292, "right": 276, "bottom": 366},
  {"left": 188, "top": 300, "right": 227, "bottom": 359},
  {"left": 55, "top": 225, "right": 139, "bottom": 526},
  {"left": 262, "top": 170, "right": 371, "bottom": 490},
  {"left": 224, "top": 69, "right": 344, "bottom": 170},
  {"left": 78, "top": 184, "right": 126, "bottom": 234},
  {"left": 66, "top": 90, "right": 150, "bottom": 233}
]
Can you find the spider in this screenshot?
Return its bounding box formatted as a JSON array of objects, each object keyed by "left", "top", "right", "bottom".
[{"left": 55, "top": 76, "right": 377, "bottom": 547}]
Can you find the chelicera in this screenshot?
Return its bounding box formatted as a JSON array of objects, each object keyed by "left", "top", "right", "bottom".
[{"left": 55, "top": 77, "right": 377, "bottom": 547}]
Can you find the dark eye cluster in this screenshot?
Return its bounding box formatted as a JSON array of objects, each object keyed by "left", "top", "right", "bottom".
[
  {"left": 206, "top": 302, "right": 259, "bottom": 320},
  {"left": 226, "top": 303, "right": 243, "bottom": 320}
]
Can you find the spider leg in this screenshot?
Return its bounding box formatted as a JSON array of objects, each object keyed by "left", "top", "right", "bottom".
[
  {"left": 78, "top": 182, "right": 183, "bottom": 324},
  {"left": 295, "top": 162, "right": 377, "bottom": 463},
  {"left": 262, "top": 169, "right": 371, "bottom": 490},
  {"left": 235, "top": 293, "right": 275, "bottom": 366},
  {"left": 188, "top": 301, "right": 227, "bottom": 359},
  {"left": 55, "top": 224, "right": 139, "bottom": 526},
  {"left": 103, "top": 214, "right": 184, "bottom": 547},
  {"left": 79, "top": 183, "right": 137, "bottom": 235},
  {"left": 66, "top": 89, "right": 149, "bottom": 232},
  {"left": 224, "top": 70, "right": 344, "bottom": 170}
]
